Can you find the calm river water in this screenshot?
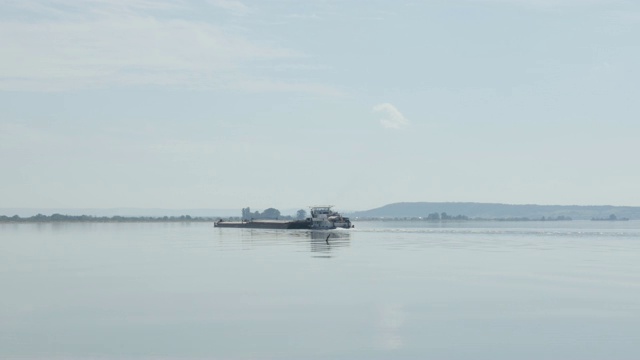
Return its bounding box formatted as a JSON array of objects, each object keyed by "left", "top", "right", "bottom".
[{"left": 1, "top": 221, "right": 639, "bottom": 359}]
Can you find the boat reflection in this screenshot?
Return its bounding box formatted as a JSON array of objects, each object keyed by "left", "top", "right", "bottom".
[
  {"left": 226, "top": 228, "right": 351, "bottom": 257},
  {"left": 304, "top": 230, "right": 351, "bottom": 257}
]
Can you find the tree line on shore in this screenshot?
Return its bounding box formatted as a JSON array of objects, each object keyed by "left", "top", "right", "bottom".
[
  {"left": 1, "top": 207, "right": 307, "bottom": 223},
  {"left": 354, "top": 212, "right": 573, "bottom": 221},
  {"left": 1, "top": 212, "right": 577, "bottom": 223},
  {"left": 0, "top": 214, "right": 216, "bottom": 223},
  {"left": 1, "top": 210, "right": 596, "bottom": 223}
]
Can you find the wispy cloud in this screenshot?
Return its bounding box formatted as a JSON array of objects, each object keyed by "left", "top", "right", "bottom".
[
  {"left": 208, "top": 0, "right": 250, "bottom": 15},
  {"left": 0, "top": 122, "right": 51, "bottom": 150},
  {"left": 373, "top": 103, "right": 409, "bottom": 129},
  {"left": 232, "top": 78, "right": 345, "bottom": 97},
  {"left": 5, "top": 0, "right": 187, "bottom": 18},
  {"left": 606, "top": 9, "right": 640, "bottom": 23},
  {"left": 464, "top": 0, "right": 616, "bottom": 10},
  {"left": 284, "top": 13, "right": 321, "bottom": 20},
  {"left": 0, "top": 0, "right": 338, "bottom": 95},
  {"left": 0, "top": 17, "right": 290, "bottom": 91}
]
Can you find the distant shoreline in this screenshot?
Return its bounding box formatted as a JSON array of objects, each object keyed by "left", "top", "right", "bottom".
[
  {"left": 3, "top": 202, "right": 639, "bottom": 221},
  {"left": 0, "top": 214, "right": 221, "bottom": 223},
  {"left": 350, "top": 202, "right": 640, "bottom": 220},
  {"left": 2, "top": 206, "right": 637, "bottom": 223},
  {"left": 0, "top": 214, "right": 591, "bottom": 223}
]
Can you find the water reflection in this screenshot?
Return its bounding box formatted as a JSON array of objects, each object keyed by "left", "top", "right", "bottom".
[
  {"left": 307, "top": 230, "right": 351, "bottom": 257},
  {"left": 217, "top": 228, "right": 351, "bottom": 257},
  {"left": 281, "top": 229, "right": 351, "bottom": 257},
  {"left": 377, "top": 303, "right": 406, "bottom": 350}
]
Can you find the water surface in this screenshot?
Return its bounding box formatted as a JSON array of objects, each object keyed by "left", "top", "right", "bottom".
[{"left": 1, "top": 221, "right": 639, "bottom": 359}]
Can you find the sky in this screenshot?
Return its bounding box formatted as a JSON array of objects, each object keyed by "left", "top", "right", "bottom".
[{"left": 1, "top": 0, "right": 639, "bottom": 212}]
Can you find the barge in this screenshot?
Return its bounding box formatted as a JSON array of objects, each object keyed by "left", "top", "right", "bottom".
[{"left": 214, "top": 206, "right": 353, "bottom": 230}]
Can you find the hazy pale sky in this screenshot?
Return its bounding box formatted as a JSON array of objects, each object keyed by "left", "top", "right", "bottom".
[{"left": 1, "top": 0, "right": 639, "bottom": 211}]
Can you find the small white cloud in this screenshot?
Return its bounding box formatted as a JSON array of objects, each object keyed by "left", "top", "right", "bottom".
[
  {"left": 209, "top": 0, "right": 250, "bottom": 15},
  {"left": 373, "top": 103, "right": 409, "bottom": 129}
]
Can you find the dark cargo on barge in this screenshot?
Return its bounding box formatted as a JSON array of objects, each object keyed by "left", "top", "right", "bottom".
[
  {"left": 214, "top": 219, "right": 311, "bottom": 229},
  {"left": 214, "top": 206, "right": 353, "bottom": 230}
]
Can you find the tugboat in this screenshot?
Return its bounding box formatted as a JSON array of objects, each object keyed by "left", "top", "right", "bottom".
[
  {"left": 308, "top": 206, "right": 352, "bottom": 229},
  {"left": 214, "top": 206, "right": 353, "bottom": 230}
]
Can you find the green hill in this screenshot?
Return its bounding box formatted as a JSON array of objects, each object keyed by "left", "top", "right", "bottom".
[{"left": 350, "top": 202, "right": 640, "bottom": 220}]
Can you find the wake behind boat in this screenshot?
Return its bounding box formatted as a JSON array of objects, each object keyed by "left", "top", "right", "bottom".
[{"left": 214, "top": 206, "right": 353, "bottom": 230}]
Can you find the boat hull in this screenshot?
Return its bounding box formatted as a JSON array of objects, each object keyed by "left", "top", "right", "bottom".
[{"left": 214, "top": 219, "right": 310, "bottom": 229}]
